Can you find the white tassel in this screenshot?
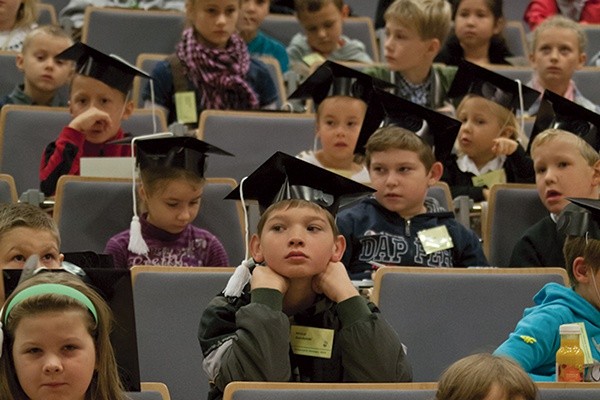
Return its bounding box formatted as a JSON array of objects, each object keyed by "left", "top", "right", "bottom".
[
  {"left": 128, "top": 215, "right": 149, "bottom": 255},
  {"left": 0, "top": 321, "right": 4, "bottom": 358},
  {"left": 223, "top": 258, "right": 254, "bottom": 297}
]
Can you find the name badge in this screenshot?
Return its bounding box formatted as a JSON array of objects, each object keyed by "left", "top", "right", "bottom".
[
  {"left": 174, "top": 91, "right": 198, "bottom": 124},
  {"left": 471, "top": 169, "right": 506, "bottom": 188},
  {"left": 302, "top": 52, "right": 326, "bottom": 67},
  {"left": 290, "top": 325, "right": 334, "bottom": 359},
  {"left": 418, "top": 225, "right": 454, "bottom": 255}
]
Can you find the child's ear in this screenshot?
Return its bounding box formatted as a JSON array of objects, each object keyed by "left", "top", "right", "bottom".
[
  {"left": 15, "top": 53, "right": 24, "bottom": 72},
  {"left": 572, "top": 256, "right": 592, "bottom": 284},
  {"left": 427, "top": 161, "right": 444, "bottom": 185},
  {"left": 426, "top": 38, "right": 441, "bottom": 58},
  {"left": 492, "top": 17, "right": 505, "bottom": 35},
  {"left": 330, "top": 234, "right": 346, "bottom": 262},
  {"left": 591, "top": 159, "right": 600, "bottom": 188},
  {"left": 121, "top": 100, "right": 134, "bottom": 120},
  {"left": 250, "top": 234, "right": 265, "bottom": 263},
  {"left": 577, "top": 50, "right": 587, "bottom": 69}
]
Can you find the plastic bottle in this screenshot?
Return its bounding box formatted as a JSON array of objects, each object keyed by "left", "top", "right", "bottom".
[{"left": 556, "top": 323, "right": 585, "bottom": 382}]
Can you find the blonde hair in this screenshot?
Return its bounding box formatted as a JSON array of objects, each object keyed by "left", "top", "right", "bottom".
[
  {"left": 436, "top": 353, "right": 537, "bottom": 400},
  {"left": 21, "top": 24, "right": 72, "bottom": 53},
  {"left": 0, "top": 273, "right": 125, "bottom": 400},
  {"left": 365, "top": 125, "right": 436, "bottom": 171},
  {"left": 530, "top": 128, "right": 600, "bottom": 166},
  {"left": 13, "top": 0, "right": 38, "bottom": 29},
  {"left": 0, "top": 203, "right": 60, "bottom": 248},
  {"left": 529, "top": 15, "right": 586, "bottom": 55},
  {"left": 456, "top": 94, "right": 522, "bottom": 142},
  {"left": 256, "top": 199, "right": 339, "bottom": 237},
  {"left": 384, "top": 0, "right": 452, "bottom": 42}
]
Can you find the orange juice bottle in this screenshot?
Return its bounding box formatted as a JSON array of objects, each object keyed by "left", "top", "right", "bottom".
[{"left": 556, "top": 323, "right": 584, "bottom": 382}]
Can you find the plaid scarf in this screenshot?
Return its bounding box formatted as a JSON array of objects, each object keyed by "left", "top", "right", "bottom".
[{"left": 176, "top": 28, "right": 259, "bottom": 110}]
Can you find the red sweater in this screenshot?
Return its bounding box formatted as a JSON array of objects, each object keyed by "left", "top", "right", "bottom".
[{"left": 525, "top": 0, "right": 600, "bottom": 30}]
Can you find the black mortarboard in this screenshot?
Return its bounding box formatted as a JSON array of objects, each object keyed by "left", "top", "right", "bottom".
[
  {"left": 356, "top": 88, "right": 461, "bottom": 161},
  {"left": 527, "top": 90, "right": 600, "bottom": 154},
  {"left": 557, "top": 197, "right": 600, "bottom": 240},
  {"left": 287, "top": 60, "right": 395, "bottom": 106},
  {"left": 56, "top": 42, "right": 151, "bottom": 94},
  {"left": 135, "top": 136, "right": 233, "bottom": 178},
  {"left": 448, "top": 60, "right": 540, "bottom": 112},
  {"left": 224, "top": 151, "right": 374, "bottom": 215}
]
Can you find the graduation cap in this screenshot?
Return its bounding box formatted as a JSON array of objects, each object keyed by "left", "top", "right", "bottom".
[
  {"left": 447, "top": 60, "right": 540, "bottom": 112},
  {"left": 287, "top": 60, "right": 395, "bottom": 106},
  {"left": 556, "top": 197, "right": 600, "bottom": 240},
  {"left": 356, "top": 88, "right": 461, "bottom": 161},
  {"left": 135, "top": 136, "right": 233, "bottom": 178},
  {"left": 224, "top": 151, "right": 374, "bottom": 215},
  {"left": 527, "top": 90, "right": 600, "bottom": 154},
  {"left": 56, "top": 42, "right": 151, "bottom": 94}
]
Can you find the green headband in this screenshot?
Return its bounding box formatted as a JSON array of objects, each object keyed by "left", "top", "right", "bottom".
[{"left": 4, "top": 283, "right": 98, "bottom": 324}]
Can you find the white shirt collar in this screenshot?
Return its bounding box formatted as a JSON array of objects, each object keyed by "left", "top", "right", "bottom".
[{"left": 456, "top": 154, "right": 507, "bottom": 175}]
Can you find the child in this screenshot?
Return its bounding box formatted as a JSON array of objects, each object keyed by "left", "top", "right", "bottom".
[
  {"left": 0, "top": 0, "right": 37, "bottom": 51},
  {"left": 527, "top": 15, "right": 599, "bottom": 115},
  {"left": 510, "top": 92, "right": 600, "bottom": 268},
  {"left": 143, "top": 0, "right": 278, "bottom": 126},
  {"left": 0, "top": 271, "right": 125, "bottom": 399},
  {"left": 0, "top": 25, "right": 73, "bottom": 109},
  {"left": 524, "top": 0, "right": 600, "bottom": 31},
  {"left": 434, "top": 0, "right": 513, "bottom": 67},
  {"left": 494, "top": 197, "right": 600, "bottom": 381},
  {"left": 0, "top": 203, "right": 63, "bottom": 270},
  {"left": 365, "top": 0, "right": 456, "bottom": 111},
  {"left": 435, "top": 353, "right": 537, "bottom": 400},
  {"left": 104, "top": 136, "right": 232, "bottom": 268},
  {"left": 237, "top": 0, "right": 290, "bottom": 73},
  {"left": 336, "top": 93, "right": 487, "bottom": 279},
  {"left": 442, "top": 61, "right": 540, "bottom": 202},
  {"left": 39, "top": 42, "right": 150, "bottom": 196},
  {"left": 199, "top": 152, "right": 412, "bottom": 400}
]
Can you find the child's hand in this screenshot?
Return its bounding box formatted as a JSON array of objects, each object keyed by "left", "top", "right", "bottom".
[
  {"left": 251, "top": 265, "right": 290, "bottom": 294},
  {"left": 312, "top": 261, "right": 359, "bottom": 303},
  {"left": 491, "top": 137, "right": 518, "bottom": 156},
  {"left": 68, "top": 106, "right": 112, "bottom": 138}
]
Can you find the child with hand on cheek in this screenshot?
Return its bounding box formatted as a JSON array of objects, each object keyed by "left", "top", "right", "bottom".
[{"left": 199, "top": 152, "right": 412, "bottom": 400}]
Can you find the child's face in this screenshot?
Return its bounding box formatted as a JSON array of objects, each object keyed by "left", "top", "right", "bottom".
[
  {"left": 0, "top": 227, "right": 63, "bottom": 270},
  {"left": 533, "top": 138, "right": 600, "bottom": 215},
  {"left": 251, "top": 206, "right": 343, "bottom": 279},
  {"left": 530, "top": 26, "right": 585, "bottom": 89},
  {"left": 369, "top": 148, "right": 439, "bottom": 218},
  {"left": 297, "top": 2, "right": 346, "bottom": 56},
  {"left": 17, "top": 33, "right": 73, "bottom": 96},
  {"left": 0, "top": 0, "right": 22, "bottom": 27},
  {"left": 316, "top": 97, "right": 366, "bottom": 165},
  {"left": 454, "top": 0, "right": 501, "bottom": 51},
  {"left": 142, "top": 178, "right": 203, "bottom": 234},
  {"left": 12, "top": 310, "right": 96, "bottom": 400},
  {"left": 383, "top": 19, "right": 436, "bottom": 74},
  {"left": 237, "top": 0, "right": 270, "bottom": 37},
  {"left": 456, "top": 96, "right": 506, "bottom": 165},
  {"left": 187, "top": 0, "right": 239, "bottom": 48},
  {"left": 69, "top": 75, "right": 132, "bottom": 144}
]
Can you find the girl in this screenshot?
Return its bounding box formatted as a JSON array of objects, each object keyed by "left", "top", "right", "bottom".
[
  {"left": 104, "top": 136, "right": 230, "bottom": 268},
  {"left": 143, "top": 0, "right": 278, "bottom": 125},
  {"left": 442, "top": 62, "right": 538, "bottom": 202},
  {"left": 0, "top": 0, "right": 37, "bottom": 52},
  {"left": 435, "top": 0, "right": 513, "bottom": 66},
  {"left": 0, "top": 272, "right": 125, "bottom": 400}
]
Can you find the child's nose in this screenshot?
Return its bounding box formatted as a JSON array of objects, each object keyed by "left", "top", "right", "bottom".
[{"left": 43, "top": 355, "right": 63, "bottom": 374}]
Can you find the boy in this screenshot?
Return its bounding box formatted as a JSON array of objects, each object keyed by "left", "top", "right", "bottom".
[
  {"left": 527, "top": 15, "right": 599, "bottom": 115},
  {"left": 510, "top": 91, "right": 600, "bottom": 268},
  {"left": 0, "top": 203, "right": 63, "bottom": 270},
  {"left": 0, "top": 25, "right": 73, "bottom": 108},
  {"left": 365, "top": 0, "right": 456, "bottom": 111},
  {"left": 238, "top": 0, "right": 290, "bottom": 72},
  {"left": 287, "top": 0, "right": 373, "bottom": 72},
  {"left": 495, "top": 197, "right": 600, "bottom": 381},
  {"left": 39, "top": 42, "right": 151, "bottom": 196},
  {"left": 337, "top": 90, "right": 487, "bottom": 279},
  {"left": 199, "top": 152, "right": 412, "bottom": 400}
]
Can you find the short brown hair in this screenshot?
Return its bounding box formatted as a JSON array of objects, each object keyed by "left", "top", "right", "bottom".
[
  {"left": 384, "top": 0, "right": 451, "bottom": 42},
  {"left": 294, "top": 0, "right": 343, "bottom": 14},
  {"left": 563, "top": 236, "right": 600, "bottom": 286},
  {"left": 365, "top": 125, "right": 436, "bottom": 171},
  {"left": 0, "top": 203, "right": 60, "bottom": 247},
  {"left": 256, "top": 199, "right": 339, "bottom": 237}
]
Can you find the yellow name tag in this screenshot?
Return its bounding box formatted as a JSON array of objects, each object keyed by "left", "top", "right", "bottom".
[
  {"left": 417, "top": 225, "right": 454, "bottom": 255},
  {"left": 174, "top": 91, "right": 198, "bottom": 124},
  {"left": 471, "top": 168, "right": 506, "bottom": 188},
  {"left": 290, "top": 325, "right": 334, "bottom": 359},
  {"left": 302, "top": 52, "right": 326, "bottom": 67}
]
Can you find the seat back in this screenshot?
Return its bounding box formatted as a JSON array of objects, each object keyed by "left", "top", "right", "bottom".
[
  {"left": 537, "top": 383, "right": 600, "bottom": 399},
  {"left": 503, "top": 21, "right": 529, "bottom": 58},
  {"left": 223, "top": 382, "right": 438, "bottom": 400},
  {"left": 484, "top": 183, "right": 547, "bottom": 266},
  {"left": 125, "top": 392, "right": 163, "bottom": 400},
  {"left": 134, "top": 53, "right": 168, "bottom": 108},
  {"left": 258, "top": 56, "right": 287, "bottom": 108},
  {"left": 197, "top": 110, "right": 315, "bottom": 182},
  {"left": 0, "top": 174, "right": 17, "bottom": 203},
  {"left": 371, "top": 267, "right": 569, "bottom": 382},
  {"left": 37, "top": 3, "right": 58, "bottom": 24},
  {"left": 131, "top": 266, "right": 235, "bottom": 400},
  {"left": 53, "top": 176, "right": 245, "bottom": 262},
  {"left": 572, "top": 67, "right": 600, "bottom": 106},
  {"left": 81, "top": 7, "right": 185, "bottom": 64},
  {"left": 0, "top": 51, "right": 19, "bottom": 100},
  {"left": 427, "top": 181, "right": 453, "bottom": 212},
  {"left": 582, "top": 25, "right": 600, "bottom": 66}
]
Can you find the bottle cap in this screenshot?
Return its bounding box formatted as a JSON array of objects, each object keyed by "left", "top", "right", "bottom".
[{"left": 559, "top": 323, "right": 581, "bottom": 335}]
